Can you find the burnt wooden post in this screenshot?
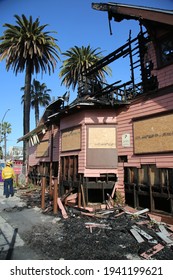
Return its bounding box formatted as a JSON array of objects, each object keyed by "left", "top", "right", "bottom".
[
  {"left": 81, "top": 184, "right": 86, "bottom": 208},
  {"left": 78, "top": 185, "right": 82, "bottom": 207},
  {"left": 53, "top": 177, "right": 58, "bottom": 214},
  {"left": 170, "top": 197, "right": 173, "bottom": 214},
  {"left": 78, "top": 175, "right": 82, "bottom": 207},
  {"left": 15, "top": 174, "right": 18, "bottom": 187},
  {"left": 41, "top": 176, "right": 46, "bottom": 210},
  {"left": 133, "top": 183, "right": 137, "bottom": 208},
  {"left": 49, "top": 124, "right": 54, "bottom": 193},
  {"left": 148, "top": 165, "right": 154, "bottom": 212},
  {"left": 135, "top": 168, "right": 140, "bottom": 208}
]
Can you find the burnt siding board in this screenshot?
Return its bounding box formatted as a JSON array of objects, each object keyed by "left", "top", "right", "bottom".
[
  {"left": 117, "top": 91, "right": 173, "bottom": 213},
  {"left": 124, "top": 166, "right": 173, "bottom": 214},
  {"left": 52, "top": 127, "right": 59, "bottom": 162},
  {"left": 149, "top": 39, "right": 173, "bottom": 89}
]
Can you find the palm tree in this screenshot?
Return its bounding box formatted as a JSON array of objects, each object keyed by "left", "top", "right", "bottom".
[
  {"left": 21, "top": 79, "right": 51, "bottom": 127},
  {"left": 0, "top": 14, "right": 61, "bottom": 164},
  {"left": 59, "top": 45, "right": 112, "bottom": 96},
  {"left": 0, "top": 122, "right": 12, "bottom": 161}
]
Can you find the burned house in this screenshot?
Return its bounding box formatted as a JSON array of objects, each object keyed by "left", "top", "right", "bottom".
[{"left": 18, "top": 3, "right": 173, "bottom": 215}]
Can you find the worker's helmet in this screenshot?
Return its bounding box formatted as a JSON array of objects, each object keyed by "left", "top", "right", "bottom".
[{"left": 6, "top": 161, "right": 12, "bottom": 166}]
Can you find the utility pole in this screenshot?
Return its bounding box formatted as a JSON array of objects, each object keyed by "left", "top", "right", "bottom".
[{"left": 4, "top": 127, "right": 7, "bottom": 162}]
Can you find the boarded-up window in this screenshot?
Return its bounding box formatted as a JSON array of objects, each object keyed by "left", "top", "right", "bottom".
[
  {"left": 134, "top": 113, "right": 173, "bottom": 154},
  {"left": 87, "top": 125, "right": 117, "bottom": 168},
  {"left": 36, "top": 141, "right": 49, "bottom": 157},
  {"left": 88, "top": 127, "right": 116, "bottom": 148},
  {"left": 61, "top": 127, "right": 81, "bottom": 152}
]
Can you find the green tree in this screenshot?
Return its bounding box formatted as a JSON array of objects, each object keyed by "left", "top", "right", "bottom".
[
  {"left": 21, "top": 79, "right": 51, "bottom": 127},
  {"left": 0, "top": 14, "right": 61, "bottom": 164},
  {"left": 0, "top": 122, "right": 12, "bottom": 161},
  {"left": 59, "top": 45, "right": 112, "bottom": 96}
]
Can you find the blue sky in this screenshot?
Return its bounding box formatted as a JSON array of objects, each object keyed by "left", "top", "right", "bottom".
[{"left": 0, "top": 0, "right": 173, "bottom": 152}]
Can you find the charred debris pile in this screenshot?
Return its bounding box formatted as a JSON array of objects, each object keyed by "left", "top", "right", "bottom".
[{"left": 13, "top": 186, "right": 173, "bottom": 260}]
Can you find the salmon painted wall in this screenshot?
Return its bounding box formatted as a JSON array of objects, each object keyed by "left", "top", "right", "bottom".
[
  {"left": 116, "top": 91, "right": 173, "bottom": 192},
  {"left": 147, "top": 41, "right": 173, "bottom": 89},
  {"left": 28, "top": 125, "right": 59, "bottom": 166},
  {"left": 60, "top": 109, "right": 118, "bottom": 177},
  {"left": 52, "top": 126, "right": 59, "bottom": 162}
]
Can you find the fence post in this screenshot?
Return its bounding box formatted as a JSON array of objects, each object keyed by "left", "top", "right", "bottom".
[
  {"left": 53, "top": 178, "right": 58, "bottom": 214},
  {"left": 41, "top": 176, "right": 46, "bottom": 210},
  {"left": 15, "top": 174, "right": 18, "bottom": 187}
]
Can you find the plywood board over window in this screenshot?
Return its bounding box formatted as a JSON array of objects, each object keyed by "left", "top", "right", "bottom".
[
  {"left": 133, "top": 112, "right": 173, "bottom": 154},
  {"left": 61, "top": 127, "right": 81, "bottom": 152},
  {"left": 87, "top": 125, "right": 117, "bottom": 168},
  {"left": 36, "top": 141, "right": 49, "bottom": 157}
]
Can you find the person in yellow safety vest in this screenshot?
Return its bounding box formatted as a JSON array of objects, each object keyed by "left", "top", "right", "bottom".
[{"left": 2, "top": 161, "right": 15, "bottom": 198}]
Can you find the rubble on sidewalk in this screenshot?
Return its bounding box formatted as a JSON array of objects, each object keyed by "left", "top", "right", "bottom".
[{"left": 14, "top": 185, "right": 173, "bottom": 260}]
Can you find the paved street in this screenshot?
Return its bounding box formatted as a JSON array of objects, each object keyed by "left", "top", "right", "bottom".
[{"left": 0, "top": 182, "right": 53, "bottom": 260}]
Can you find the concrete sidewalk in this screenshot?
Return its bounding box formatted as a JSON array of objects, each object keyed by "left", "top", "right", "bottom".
[
  {"left": 0, "top": 183, "right": 25, "bottom": 255},
  {"left": 0, "top": 183, "right": 27, "bottom": 212},
  {"left": 0, "top": 183, "right": 52, "bottom": 259}
]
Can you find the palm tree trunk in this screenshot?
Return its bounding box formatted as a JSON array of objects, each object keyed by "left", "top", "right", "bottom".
[
  {"left": 35, "top": 101, "right": 39, "bottom": 127},
  {"left": 23, "top": 62, "right": 32, "bottom": 167}
]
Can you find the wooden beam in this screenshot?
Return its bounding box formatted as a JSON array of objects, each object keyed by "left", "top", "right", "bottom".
[
  {"left": 111, "top": 182, "right": 117, "bottom": 198},
  {"left": 78, "top": 186, "right": 82, "bottom": 207},
  {"left": 53, "top": 178, "right": 58, "bottom": 214},
  {"left": 132, "top": 225, "right": 157, "bottom": 244},
  {"left": 41, "top": 176, "right": 46, "bottom": 210},
  {"left": 85, "top": 222, "right": 112, "bottom": 230},
  {"left": 125, "top": 208, "right": 149, "bottom": 216},
  {"left": 57, "top": 198, "right": 68, "bottom": 219},
  {"left": 156, "top": 232, "right": 173, "bottom": 245},
  {"left": 81, "top": 184, "right": 86, "bottom": 208},
  {"left": 49, "top": 124, "right": 54, "bottom": 193},
  {"left": 158, "top": 224, "right": 171, "bottom": 236},
  {"left": 130, "top": 228, "right": 144, "bottom": 243},
  {"left": 140, "top": 244, "right": 164, "bottom": 259},
  {"left": 148, "top": 165, "right": 154, "bottom": 212}
]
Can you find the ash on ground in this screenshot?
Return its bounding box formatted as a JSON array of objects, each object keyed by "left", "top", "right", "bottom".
[{"left": 22, "top": 207, "right": 173, "bottom": 260}]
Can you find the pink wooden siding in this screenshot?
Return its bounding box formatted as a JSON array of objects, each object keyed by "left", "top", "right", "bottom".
[
  {"left": 82, "top": 109, "right": 117, "bottom": 176},
  {"left": 28, "top": 129, "right": 50, "bottom": 165},
  {"left": 116, "top": 163, "right": 125, "bottom": 194},
  {"left": 28, "top": 146, "right": 40, "bottom": 166},
  {"left": 60, "top": 109, "right": 117, "bottom": 177},
  {"left": 115, "top": 91, "right": 173, "bottom": 193},
  {"left": 147, "top": 41, "right": 173, "bottom": 89},
  {"left": 28, "top": 125, "right": 60, "bottom": 165},
  {"left": 117, "top": 92, "right": 173, "bottom": 168},
  {"left": 156, "top": 65, "right": 173, "bottom": 89},
  {"left": 52, "top": 126, "right": 59, "bottom": 162}
]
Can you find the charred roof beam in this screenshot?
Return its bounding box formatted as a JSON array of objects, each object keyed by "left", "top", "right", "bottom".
[
  {"left": 92, "top": 3, "right": 173, "bottom": 26},
  {"left": 84, "top": 36, "right": 138, "bottom": 77}
]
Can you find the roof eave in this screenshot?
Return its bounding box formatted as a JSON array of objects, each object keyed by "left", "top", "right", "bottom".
[
  {"left": 92, "top": 3, "right": 173, "bottom": 26},
  {"left": 17, "top": 124, "right": 45, "bottom": 143}
]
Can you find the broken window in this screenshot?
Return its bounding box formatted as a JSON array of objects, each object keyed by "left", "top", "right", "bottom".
[{"left": 157, "top": 34, "right": 173, "bottom": 67}]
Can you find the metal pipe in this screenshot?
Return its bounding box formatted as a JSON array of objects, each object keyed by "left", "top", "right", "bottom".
[
  {"left": 0, "top": 109, "right": 10, "bottom": 159},
  {"left": 1, "top": 109, "right": 10, "bottom": 124}
]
